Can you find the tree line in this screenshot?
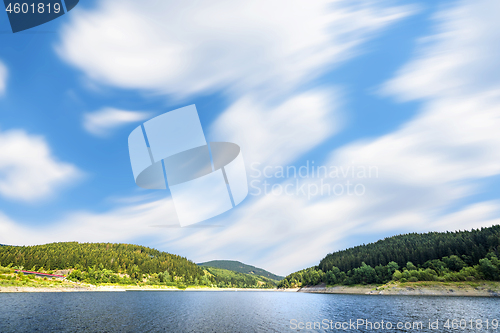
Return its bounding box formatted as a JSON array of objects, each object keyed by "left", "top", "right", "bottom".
[
  {"left": 0, "top": 242, "right": 205, "bottom": 282},
  {"left": 278, "top": 225, "right": 500, "bottom": 288},
  {"left": 204, "top": 267, "right": 277, "bottom": 288},
  {"left": 0, "top": 242, "right": 277, "bottom": 288}
]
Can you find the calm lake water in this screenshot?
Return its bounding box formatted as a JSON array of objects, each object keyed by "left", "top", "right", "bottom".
[{"left": 1, "top": 291, "right": 499, "bottom": 332}]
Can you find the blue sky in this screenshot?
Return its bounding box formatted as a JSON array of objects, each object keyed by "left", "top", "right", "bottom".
[{"left": 1, "top": 0, "right": 500, "bottom": 276}]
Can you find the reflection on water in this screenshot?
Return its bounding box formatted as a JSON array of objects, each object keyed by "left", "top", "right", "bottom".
[{"left": 0, "top": 291, "right": 499, "bottom": 332}]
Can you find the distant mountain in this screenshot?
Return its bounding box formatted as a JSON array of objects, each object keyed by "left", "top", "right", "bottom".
[
  {"left": 198, "top": 260, "right": 284, "bottom": 281},
  {"left": 202, "top": 266, "right": 277, "bottom": 288}
]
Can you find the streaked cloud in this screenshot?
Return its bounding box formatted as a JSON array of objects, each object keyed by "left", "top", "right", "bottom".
[
  {"left": 210, "top": 89, "right": 342, "bottom": 167},
  {"left": 382, "top": 0, "right": 500, "bottom": 101},
  {"left": 56, "top": 0, "right": 415, "bottom": 98},
  {"left": 83, "top": 107, "right": 151, "bottom": 137},
  {"left": 375, "top": 0, "right": 500, "bottom": 185},
  {"left": 0, "top": 129, "right": 81, "bottom": 202},
  {"left": 0, "top": 197, "right": 178, "bottom": 246}
]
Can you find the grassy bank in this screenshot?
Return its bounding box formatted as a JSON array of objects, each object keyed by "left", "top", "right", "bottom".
[{"left": 0, "top": 270, "right": 279, "bottom": 292}]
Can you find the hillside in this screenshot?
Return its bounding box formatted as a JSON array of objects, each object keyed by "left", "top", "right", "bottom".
[
  {"left": 198, "top": 260, "right": 283, "bottom": 281},
  {"left": 202, "top": 267, "right": 277, "bottom": 288},
  {"left": 0, "top": 242, "right": 203, "bottom": 280},
  {"left": 319, "top": 225, "right": 500, "bottom": 272},
  {"left": 0, "top": 242, "right": 277, "bottom": 289},
  {"left": 278, "top": 225, "right": 500, "bottom": 288}
]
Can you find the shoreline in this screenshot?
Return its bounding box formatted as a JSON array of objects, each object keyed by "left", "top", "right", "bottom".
[
  {"left": 0, "top": 284, "right": 280, "bottom": 293},
  {"left": 2, "top": 281, "right": 500, "bottom": 296},
  {"left": 297, "top": 281, "right": 500, "bottom": 297}
]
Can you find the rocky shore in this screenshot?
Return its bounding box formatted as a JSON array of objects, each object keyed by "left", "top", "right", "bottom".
[
  {"left": 0, "top": 285, "right": 278, "bottom": 292},
  {"left": 3, "top": 281, "right": 500, "bottom": 296},
  {"left": 297, "top": 282, "right": 500, "bottom": 297}
]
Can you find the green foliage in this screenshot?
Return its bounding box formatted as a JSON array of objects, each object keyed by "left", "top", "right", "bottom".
[
  {"left": 319, "top": 225, "right": 500, "bottom": 272},
  {"left": 203, "top": 267, "right": 277, "bottom": 288},
  {"left": 67, "top": 266, "right": 119, "bottom": 284},
  {"left": 198, "top": 260, "right": 283, "bottom": 281},
  {"left": 479, "top": 256, "right": 499, "bottom": 281},
  {"left": 279, "top": 226, "right": 500, "bottom": 289},
  {"left": 406, "top": 262, "right": 417, "bottom": 271},
  {"left": 0, "top": 243, "right": 278, "bottom": 289},
  {"left": 0, "top": 242, "right": 205, "bottom": 284},
  {"left": 0, "top": 266, "right": 12, "bottom": 274},
  {"left": 158, "top": 270, "right": 171, "bottom": 283},
  {"left": 276, "top": 267, "right": 325, "bottom": 288},
  {"left": 442, "top": 255, "right": 466, "bottom": 271},
  {"left": 0, "top": 268, "right": 72, "bottom": 288},
  {"left": 351, "top": 263, "right": 377, "bottom": 285}
]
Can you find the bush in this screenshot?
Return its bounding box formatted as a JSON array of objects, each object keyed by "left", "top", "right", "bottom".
[
  {"left": 479, "top": 257, "right": 499, "bottom": 281},
  {"left": 0, "top": 266, "right": 11, "bottom": 274},
  {"left": 442, "top": 255, "right": 466, "bottom": 272},
  {"left": 408, "top": 277, "right": 418, "bottom": 282},
  {"left": 109, "top": 275, "right": 120, "bottom": 284}
]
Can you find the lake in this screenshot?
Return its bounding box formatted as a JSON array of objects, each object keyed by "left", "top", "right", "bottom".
[{"left": 1, "top": 291, "right": 499, "bottom": 332}]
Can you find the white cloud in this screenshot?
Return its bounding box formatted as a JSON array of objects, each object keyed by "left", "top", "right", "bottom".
[
  {"left": 0, "top": 60, "right": 7, "bottom": 96},
  {"left": 83, "top": 107, "right": 151, "bottom": 137},
  {"left": 57, "top": 0, "right": 415, "bottom": 98},
  {"left": 330, "top": 92, "right": 500, "bottom": 188},
  {"left": 0, "top": 129, "right": 81, "bottom": 202},
  {"left": 382, "top": 0, "right": 500, "bottom": 101},
  {"left": 210, "top": 89, "right": 342, "bottom": 167},
  {"left": 371, "top": 0, "right": 500, "bottom": 185},
  {"left": 0, "top": 197, "right": 177, "bottom": 246}
]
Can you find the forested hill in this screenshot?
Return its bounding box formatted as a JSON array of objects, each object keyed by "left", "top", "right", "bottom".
[
  {"left": 198, "top": 260, "right": 284, "bottom": 281},
  {"left": 203, "top": 266, "right": 277, "bottom": 288},
  {"left": 0, "top": 242, "right": 204, "bottom": 281},
  {"left": 319, "top": 225, "right": 500, "bottom": 273},
  {"left": 0, "top": 242, "right": 279, "bottom": 288},
  {"left": 278, "top": 225, "right": 500, "bottom": 288}
]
